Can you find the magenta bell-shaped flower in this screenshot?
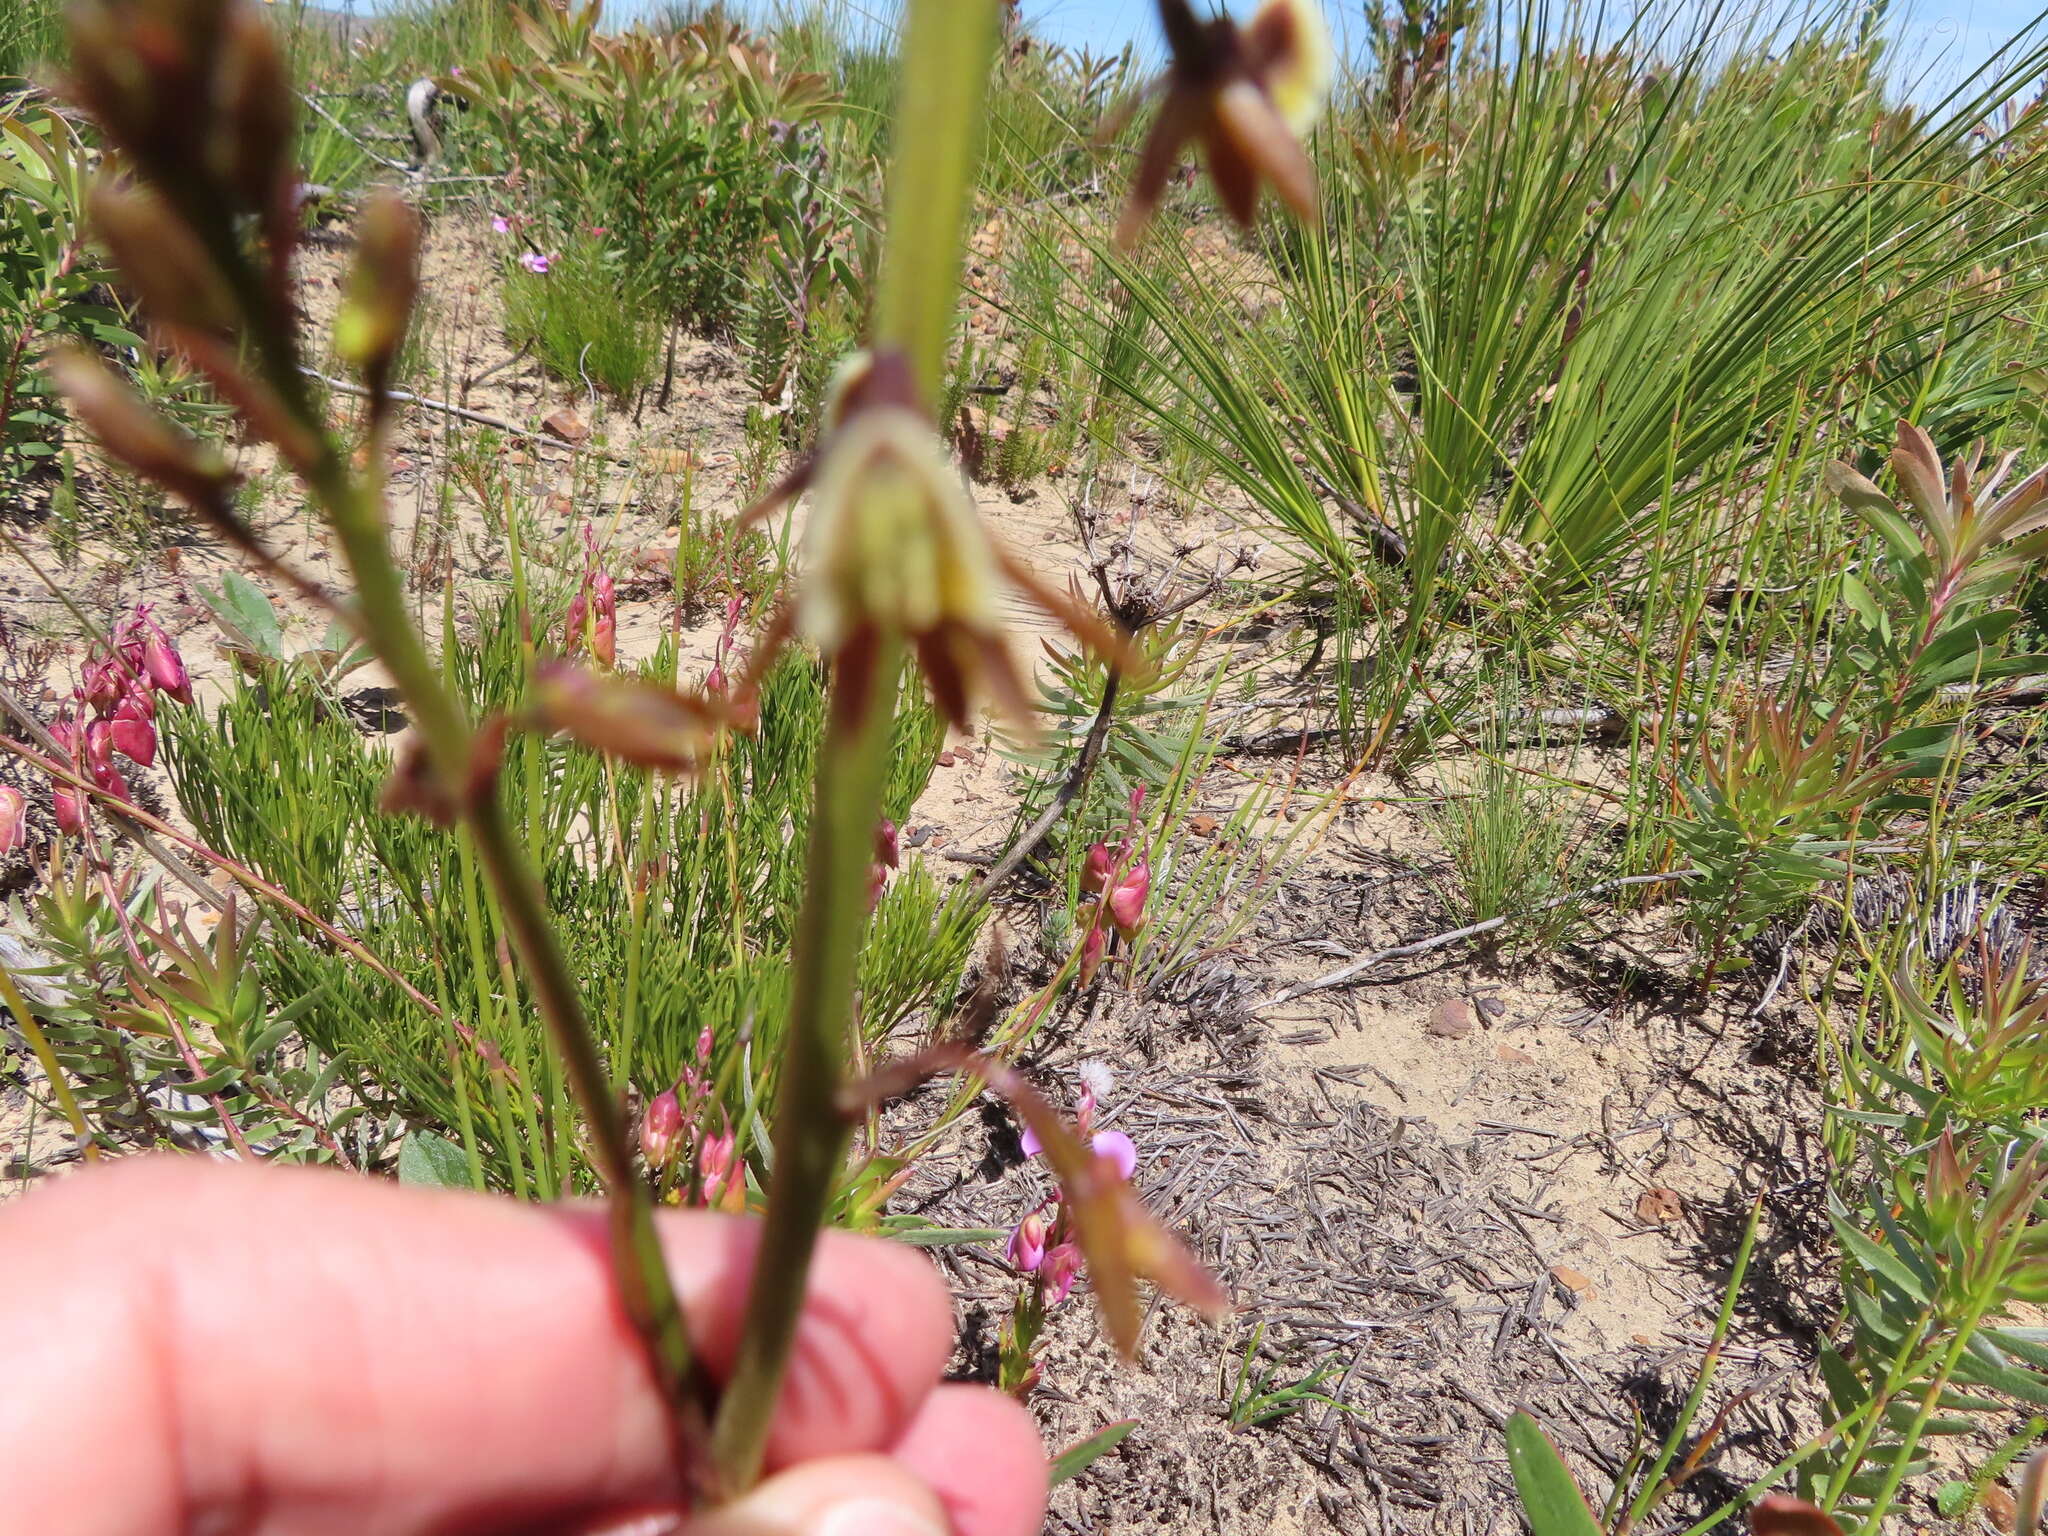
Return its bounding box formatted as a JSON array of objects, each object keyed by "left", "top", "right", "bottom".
[{"left": 640, "top": 1087, "right": 683, "bottom": 1172}]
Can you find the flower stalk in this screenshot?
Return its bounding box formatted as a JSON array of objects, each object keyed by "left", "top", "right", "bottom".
[{"left": 705, "top": 0, "right": 1004, "bottom": 1495}]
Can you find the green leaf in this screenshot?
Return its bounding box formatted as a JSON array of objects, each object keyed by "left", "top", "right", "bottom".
[
  {"left": 1505, "top": 1411, "right": 1602, "bottom": 1536},
  {"left": 398, "top": 1129, "right": 473, "bottom": 1189},
  {"left": 199, "top": 571, "right": 286, "bottom": 659},
  {"left": 876, "top": 1218, "right": 1007, "bottom": 1248},
  {"left": 1839, "top": 571, "right": 1885, "bottom": 631},
  {"left": 1049, "top": 1419, "right": 1138, "bottom": 1486},
  {"left": 1830, "top": 1195, "right": 1930, "bottom": 1303}
]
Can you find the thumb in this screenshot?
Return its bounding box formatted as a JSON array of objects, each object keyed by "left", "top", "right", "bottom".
[{"left": 684, "top": 1454, "right": 952, "bottom": 1536}]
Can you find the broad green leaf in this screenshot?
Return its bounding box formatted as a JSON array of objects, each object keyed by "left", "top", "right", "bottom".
[
  {"left": 1049, "top": 1420, "right": 1138, "bottom": 1486},
  {"left": 1505, "top": 1411, "right": 1601, "bottom": 1536},
  {"left": 398, "top": 1129, "right": 473, "bottom": 1189}
]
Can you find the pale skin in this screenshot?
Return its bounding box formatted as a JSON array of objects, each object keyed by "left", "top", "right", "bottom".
[{"left": 0, "top": 1159, "right": 1049, "bottom": 1536}]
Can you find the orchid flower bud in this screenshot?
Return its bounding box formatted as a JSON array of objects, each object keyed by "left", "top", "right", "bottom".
[
  {"left": 875, "top": 817, "right": 900, "bottom": 870},
  {"left": 1078, "top": 921, "right": 1107, "bottom": 984},
  {"left": 0, "top": 787, "right": 26, "bottom": 855},
  {"left": 1006, "top": 1209, "right": 1050, "bottom": 1273},
  {"left": 696, "top": 1023, "right": 715, "bottom": 1065},
  {"left": 52, "top": 785, "right": 85, "bottom": 838},
  {"left": 641, "top": 1087, "right": 683, "bottom": 1172},
  {"left": 1107, "top": 860, "right": 1151, "bottom": 938}
]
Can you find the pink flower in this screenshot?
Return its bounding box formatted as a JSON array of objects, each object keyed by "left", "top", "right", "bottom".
[
  {"left": 866, "top": 861, "right": 888, "bottom": 911},
  {"left": 140, "top": 613, "right": 192, "bottom": 704},
  {"left": 106, "top": 697, "right": 157, "bottom": 768},
  {"left": 562, "top": 587, "right": 588, "bottom": 656},
  {"left": 0, "top": 786, "right": 25, "bottom": 854},
  {"left": 1040, "top": 1241, "right": 1084, "bottom": 1305},
  {"left": 80, "top": 657, "right": 124, "bottom": 713},
  {"left": 875, "top": 818, "right": 900, "bottom": 870},
  {"left": 586, "top": 224, "right": 607, "bottom": 235},
  {"left": 1006, "top": 1209, "right": 1049, "bottom": 1272},
  {"left": 83, "top": 720, "right": 115, "bottom": 777},
  {"left": 696, "top": 1024, "right": 715, "bottom": 1064},
  {"left": 52, "top": 785, "right": 84, "bottom": 837},
  {"left": 1080, "top": 841, "right": 1114, "bottom": 896},
  {"left": 1091, "top": 1130, "right": 1137, "bottom": 1181},
  {"left": 641, "top": 1088, "right": 683, "bottom": 1171},
  {"left": 699, "top": 1128, "right": 736, "bottom": 1205},
  {"left": 1018, "top": 1126, "right": 1135, "bottom": 1181},
  {"left": 705, "top": 663, "right": 728, "bottom": 695},
  {"left": 1107, "top": 861, "right": 1150, "bottom": 938},
  {"left": 590, "top": 570, "right": 617, "bottom": 669},
  {"left": 491, "top": 215, "right": 510, "bottom": 234},
  {"left": 518, "top": 250, "right": 554, "bottom": 275}
]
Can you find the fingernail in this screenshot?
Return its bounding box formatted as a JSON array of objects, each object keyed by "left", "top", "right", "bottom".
[{"left": 815, "top": 1497, "right": 948, "bottom": 1536}]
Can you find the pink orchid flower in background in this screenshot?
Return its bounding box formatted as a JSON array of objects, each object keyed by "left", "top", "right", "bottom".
[
  {"left": 0, "top": 786, "right": 26, "bottom": 855},
  {"left": 52, "top": 785, "right": 84, "bottom": 838},
  {"left": 1039, "top": 1240, "right": 1085, "bottom": 1305},
  {"left": 589, "top": 570, "right": 617, "bottom": 669},
  {"left": 518, "top": 250, "right": 554, "bottom": 275},
  {"left": 875, "top": 818, "right": 900, "bottom": 870},
  {"left": 698, "top": 1128, "right": 737, "bottom": 1207},
  {"left": 142, "top": 624, "right": 192, "bottom": 706},
  {"left": 1080, "top": 839, "right": 1117, "bottom": 896},
  {"left": 1006, "top": 1207, "right": 1050, "bottom": 1272},
  {"left": 1017, "top": 1124, "right": 1138, "bottom": 1178},
  {"left": 1106, "top": 859, "right": 1150, "bottom": 938},
  {"left": 106, "top": 696, "right": 157, "bottom": 769},
  {"left": 640, "top": 1087, "right": 682, "bottom": 1172},
  {"left": 491, "top": 215, "right": 510, "bottom": 234}
]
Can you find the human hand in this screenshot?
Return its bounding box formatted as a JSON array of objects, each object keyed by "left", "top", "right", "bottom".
[{"left": 0, "top": 1158, "right": 1047, "bottom": 1536}]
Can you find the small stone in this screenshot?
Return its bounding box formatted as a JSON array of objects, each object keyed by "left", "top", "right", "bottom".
[
  {"left": 1494, "top": 1043, "right": 1535, "bottom": 1065},
  {"left": 1549, "top": 1264, "right": 1593, "bottom": 1297},
  {"left": 1475, "top": 995, "right": 1507, "bottom": 1021},
  {"left": 542, "top": 408, "right": 590, "bottom": 444},
  {"left": 1635, "top": 1187, "right": 1685, "bottom": 1225},
  {"left": 936, "top": 750, "right": 956, "bottom": 767},
  {"left": 1427, "top": 999, "right": 1476, "bottom": 1039},
  {"left": 1190, "top": 814, "right": 1220, "bottom": 835}
]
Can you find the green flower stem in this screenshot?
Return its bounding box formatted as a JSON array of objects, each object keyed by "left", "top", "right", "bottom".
[
  {"left": 706, "top": 0, "right": 1000, "bottom": 1496},
  {"left": 870, "top": 0, "right": 1002, "bottom": 407},
  {"left": 710, "top": 638, "right": 905, "bottom": 1493}
]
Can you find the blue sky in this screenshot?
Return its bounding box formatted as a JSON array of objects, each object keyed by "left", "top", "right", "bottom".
[
  {"left": 1042, "top": 0, "right": 2041, "bottom": 88},
  {"left": 762, "top": 0, "right": 2046, "bottom": 100},
  {"left": 340, "top": 0, "right": 2045, "bottom": 103}
]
